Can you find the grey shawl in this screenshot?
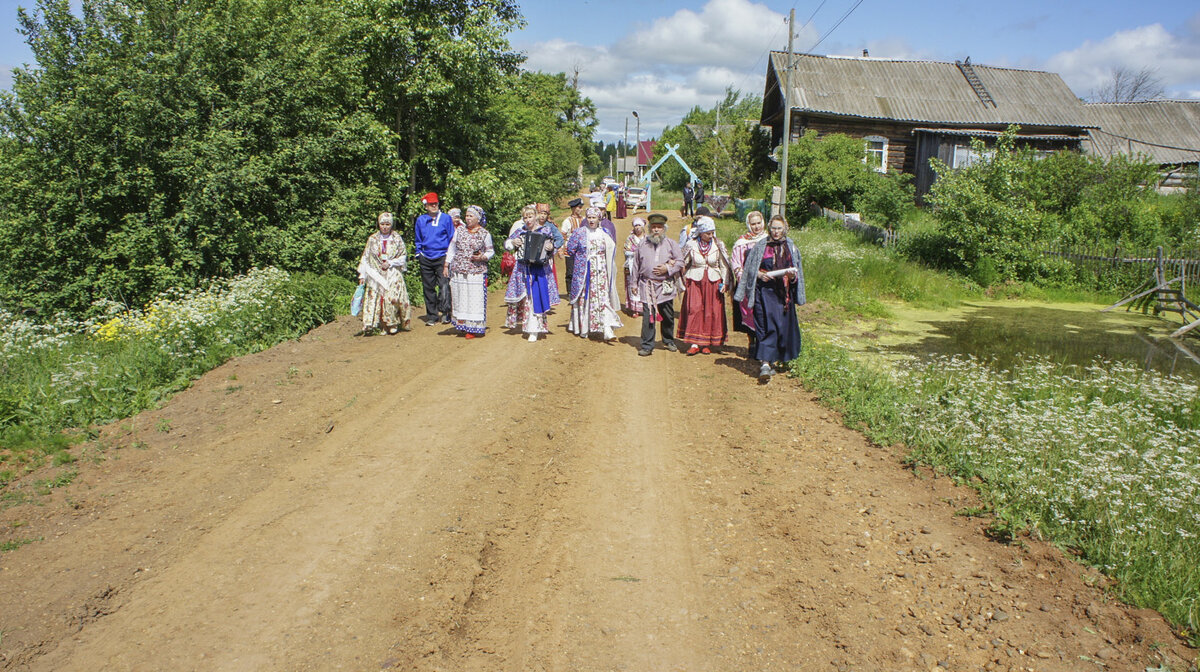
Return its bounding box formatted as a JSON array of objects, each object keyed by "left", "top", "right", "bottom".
[{"left": 732, "top": 237, "right": 806, "bottom": 309}]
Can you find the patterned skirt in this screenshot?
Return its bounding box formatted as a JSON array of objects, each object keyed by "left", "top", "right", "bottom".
[
  {"left": 361, "top": 272, "right": 412, "bottom": 332},
  {"left": 450, "top": 272, "right": 487, "bottom": 334}
]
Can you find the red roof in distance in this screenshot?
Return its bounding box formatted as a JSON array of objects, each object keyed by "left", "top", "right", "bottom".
[{"left": 637, "top": 140, "right": 656, "bottom": 166}]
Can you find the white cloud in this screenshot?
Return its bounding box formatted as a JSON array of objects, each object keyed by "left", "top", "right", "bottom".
[
  {"left": 518, "top": 0, "right": 806, "bottom": 141},
  {"left": 1045, "top": 19, "right": 1200, "bottom": 100}
]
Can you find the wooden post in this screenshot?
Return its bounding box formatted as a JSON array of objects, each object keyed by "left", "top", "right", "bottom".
[{"left": 778, "top": 9, "right": 795, "bottom": 220}]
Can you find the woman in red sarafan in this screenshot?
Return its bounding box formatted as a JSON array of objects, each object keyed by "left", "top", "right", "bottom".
[{"left": 677, "top": 216, "right": 731, "bottom": 355}]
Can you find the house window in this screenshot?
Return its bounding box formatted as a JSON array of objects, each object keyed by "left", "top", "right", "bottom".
[
  {"left": 863, "top": 136, "right": 887, "bottom": 172},
  {"left": 952, "top": 143, "right": 994, "bottom": 169}
]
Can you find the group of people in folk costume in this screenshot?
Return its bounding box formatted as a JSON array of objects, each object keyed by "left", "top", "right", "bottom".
[
  {"left": 357, "top": 192, "right": 495, "bottom": 338},
  {"left": 357, "top": 192, "right": 805, "bottom": 381}
]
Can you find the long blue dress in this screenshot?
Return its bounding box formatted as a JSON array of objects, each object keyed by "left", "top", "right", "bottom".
[{"left": 750, "top": 242, "right": 802, "bottom": 363}]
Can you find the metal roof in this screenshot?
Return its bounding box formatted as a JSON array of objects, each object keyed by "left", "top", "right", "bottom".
[
  {"left": 911, "top": 128, "right": 1083, "bottom": 141},
  {"left": 1083, "top": 101, "right": 1200, "bottom": 164},
  {"left": 767, "top": 53, "right": 1090, "bottom": 129}
]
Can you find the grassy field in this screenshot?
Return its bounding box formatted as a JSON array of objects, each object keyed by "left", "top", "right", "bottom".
[
  {"left": 0, "top": 269, "right": 353, "bottom": 488},
  {"left": 716, "top": 215, "right": 987, "bottom": 318},
  {"left": 770, "top": 223, "right": 1200, "bottom": 642}
]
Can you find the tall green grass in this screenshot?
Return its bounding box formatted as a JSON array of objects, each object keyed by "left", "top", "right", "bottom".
[
  {"left": 1, "top": 269, "right": 353, "bottom": 480},
  {"left": 792, "top": 337, "right": 1200, "bottom": 642},
  {"left": 719, "top": 216, "right": 983, "bottom": 317}
]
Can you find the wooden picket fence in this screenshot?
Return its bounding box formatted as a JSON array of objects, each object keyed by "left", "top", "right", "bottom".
[{"left": 1042, "top": 244, "right": 1200, "bottom": 289}]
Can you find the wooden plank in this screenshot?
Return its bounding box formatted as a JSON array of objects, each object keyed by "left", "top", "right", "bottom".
[
  {"left": 1102, "top": 277, "right": 1180, "bottom": 311},
  {"left": 1171, "top": 316, "right": 1200, "bottom": 339}
]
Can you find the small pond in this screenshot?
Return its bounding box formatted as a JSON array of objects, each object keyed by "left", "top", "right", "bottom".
[{"left": 870, "top": 302, "right": 1200, "bottom": 383}]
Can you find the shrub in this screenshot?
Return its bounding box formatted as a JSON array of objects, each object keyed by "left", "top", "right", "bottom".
[
  {"left": 856, "top": 170, "right": 915, "bottom": 229},
  {"left": 785, "top": 131, "right": 873, "bottom": 214}
]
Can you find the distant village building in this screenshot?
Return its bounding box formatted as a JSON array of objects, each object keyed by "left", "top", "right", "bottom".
[
  {"left": 1083, "top": 101, "right": 1200, "bottom": 192},
  {"left": 759, "top": 53, "right": 1092, "bottom": 197}
]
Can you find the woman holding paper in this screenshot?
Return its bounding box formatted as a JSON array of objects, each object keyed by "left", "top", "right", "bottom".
[
  {"left": 357, "top": 212, "right": 413, "bottom": 335},
  {"left": 733, "top": 216, "right": 805, "bottom": 382}
]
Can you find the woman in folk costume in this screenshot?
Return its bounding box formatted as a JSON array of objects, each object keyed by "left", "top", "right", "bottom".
[
  {"left": 622, "top": 217, "right": 647, "bottom": 316},
  {"left": 535, "top": 202, "right": 564, "bottom": 307},
  {"left": 733, "top": 216, "right": 805, "bottom": 382},
  {"left": 677, "top": 216, "right": 732, "bottom": 355},
  {"left": 504, "top": 204, "right": 557, "bottom": 342},
  {"left": 559, "top": 198, "right": 585, "bottom": 292},
  {"left": 442, "top": 205, "right": 494, "bottom": 339},
  {"left": 729, "top": 210, "right": 769, "bottom": 349},
  {"left": 357, "top": 212, "right": 413, "bottom": 334},
  {"left": 565, "top": 207, "right": 623, "bottom": 341}
]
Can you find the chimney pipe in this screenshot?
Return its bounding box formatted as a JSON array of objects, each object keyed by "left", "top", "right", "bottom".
[{"left": 862, "top": 48, "right": 869, "bottom": 57}]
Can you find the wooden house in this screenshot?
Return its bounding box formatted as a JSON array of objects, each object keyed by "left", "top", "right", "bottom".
[
  {"left": 759, "top": 53, "right": 1093, "bottom": 196},
  {"left": 1083, "top": 101, "right": 1200, "bottom": 191}
]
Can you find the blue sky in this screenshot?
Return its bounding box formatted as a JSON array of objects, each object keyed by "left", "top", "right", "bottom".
[{"left": 3, "top": 0, "right": 1198, "bottom": 141}]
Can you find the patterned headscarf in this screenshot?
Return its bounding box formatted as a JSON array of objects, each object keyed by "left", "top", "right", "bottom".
[
  {"left": 447, "top": 207, "right": 462, "bottom": 220},
  {"left": 535, "top": 202, "right": 551, "bottom": 214},
  {"left": 585, "top": 206, "right": 602, "bottom": 219},
  {"left": 466, "top": 205, "right": 486, "bottom": 227},
  {"left": 631, "top": 217, "right": 647, "bottom": 231},
  {"left": 692, "top": 216, "right": 716, "bottom": 238}
]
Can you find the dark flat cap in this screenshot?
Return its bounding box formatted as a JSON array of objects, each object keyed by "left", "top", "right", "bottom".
[{"left": 567, "top": 197, "right": 583, "bottom": 208}]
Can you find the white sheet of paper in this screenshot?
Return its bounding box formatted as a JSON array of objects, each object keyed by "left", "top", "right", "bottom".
[{"left": 765, "top": 267, "right": 796, "bottom": 279}]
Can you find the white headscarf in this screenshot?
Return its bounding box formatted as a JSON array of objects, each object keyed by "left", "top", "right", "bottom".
[{"left": 692, "top": 216, "right": 716, "bottom": 238}]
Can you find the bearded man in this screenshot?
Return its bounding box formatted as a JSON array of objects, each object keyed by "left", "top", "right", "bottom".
[{"left": 631, "top": 213, "right": 685, "bottom": 356}]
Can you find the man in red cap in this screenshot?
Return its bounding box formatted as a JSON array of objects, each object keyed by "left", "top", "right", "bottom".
[{"left": 413, "top": 192, "right": 454, "bottom": 325}]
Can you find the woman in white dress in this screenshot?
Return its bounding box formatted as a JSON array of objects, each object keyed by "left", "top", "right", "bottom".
[
  {"left": 564, "top": 207, "right": 623, "bottom": 341},
  {"left": 442, "top": 205, "right": 494, "bottom": 338}
]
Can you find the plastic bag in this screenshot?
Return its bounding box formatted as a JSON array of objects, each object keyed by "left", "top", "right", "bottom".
[{"left": 350, "top": 284, "right": 365, "bottom": 316}]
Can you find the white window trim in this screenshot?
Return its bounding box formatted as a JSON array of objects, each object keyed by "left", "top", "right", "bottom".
[{"left": 863, "top": 135, "right": 888, "bottom": 173}]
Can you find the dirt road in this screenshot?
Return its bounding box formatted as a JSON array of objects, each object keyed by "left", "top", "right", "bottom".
[{"left": 1, "top": 212, "right": 1194, "bottom": 671}]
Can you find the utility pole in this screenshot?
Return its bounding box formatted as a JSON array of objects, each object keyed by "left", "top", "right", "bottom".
[
  {"left": 779, "top": 8, "right": 795, "bottom": 219},
  {"left": 623, "top": 117, "right": 629, "bottom": 184},
  {"left": 714, "top": 104, "right": 720, "bottom": 193},
  {"left": 633, "top": 110, "right": 641, "bottom": 182}
]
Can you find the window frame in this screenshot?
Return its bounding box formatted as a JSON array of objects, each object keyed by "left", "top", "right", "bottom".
[{"left": 863, "top": 135, "right": 888, "bottom": 173}]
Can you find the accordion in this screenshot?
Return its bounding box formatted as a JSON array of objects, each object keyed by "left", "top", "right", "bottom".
[{"left": 520, "top": 230, "right": 552, "bottom": 265}]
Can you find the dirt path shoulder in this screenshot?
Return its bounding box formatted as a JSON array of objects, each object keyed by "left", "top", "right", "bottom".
[{"left": 0, "top": 211, "right": 1194, "bottom": 671}]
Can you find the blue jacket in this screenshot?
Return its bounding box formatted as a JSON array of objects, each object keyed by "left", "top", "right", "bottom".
[{"left": 413, "top": 211, "right": 453, "bottom": 259}]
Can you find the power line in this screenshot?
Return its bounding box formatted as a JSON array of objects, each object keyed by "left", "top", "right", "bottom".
[
  {"left": 807, "top": 0, "right": 865, "bottom": 53},
  {"left": 730, "top": 0, "right": 822, "bottom": 107}
]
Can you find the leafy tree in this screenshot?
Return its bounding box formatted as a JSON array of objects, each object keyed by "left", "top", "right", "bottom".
[
  {"left": 650, "top": 87, "right": 771, "bottom": 197},
  {"left": 927, "top": 130, "right": 1050, "bottom": 282},
  {"left": 783, "top": 131, "right": 873, "bottom": 214},
  {"left": 0, "top": 0, "right": 594, "bottom": 315}
]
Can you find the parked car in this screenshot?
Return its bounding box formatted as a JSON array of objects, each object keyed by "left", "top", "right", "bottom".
[{"left": 625, "top": 187, "right": 647, "bottom": 211}]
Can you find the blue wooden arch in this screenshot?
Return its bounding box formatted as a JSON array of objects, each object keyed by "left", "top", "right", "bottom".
[{"left": 639, "top": 143, "right": 699, "bottom": 212}]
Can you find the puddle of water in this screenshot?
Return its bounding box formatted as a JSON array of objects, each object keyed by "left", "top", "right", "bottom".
[{"left": 859, "top": 302, "right": 1200, "bottom": 383}]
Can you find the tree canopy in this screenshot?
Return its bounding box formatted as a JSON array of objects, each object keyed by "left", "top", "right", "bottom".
[
  {"left": 649, "top": 88, "right": 772, "bottom": 198},
  {"left": 0, "top": 0, "right": 595, "bottom": 315}
]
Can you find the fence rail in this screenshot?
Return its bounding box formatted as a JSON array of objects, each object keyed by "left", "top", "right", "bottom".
[
  {"left": 1042, "top": 245, "right": 1200, "bottom": 287},
  {"left": 811, "top": 205, "right": 1200, "bottom": 289}
]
